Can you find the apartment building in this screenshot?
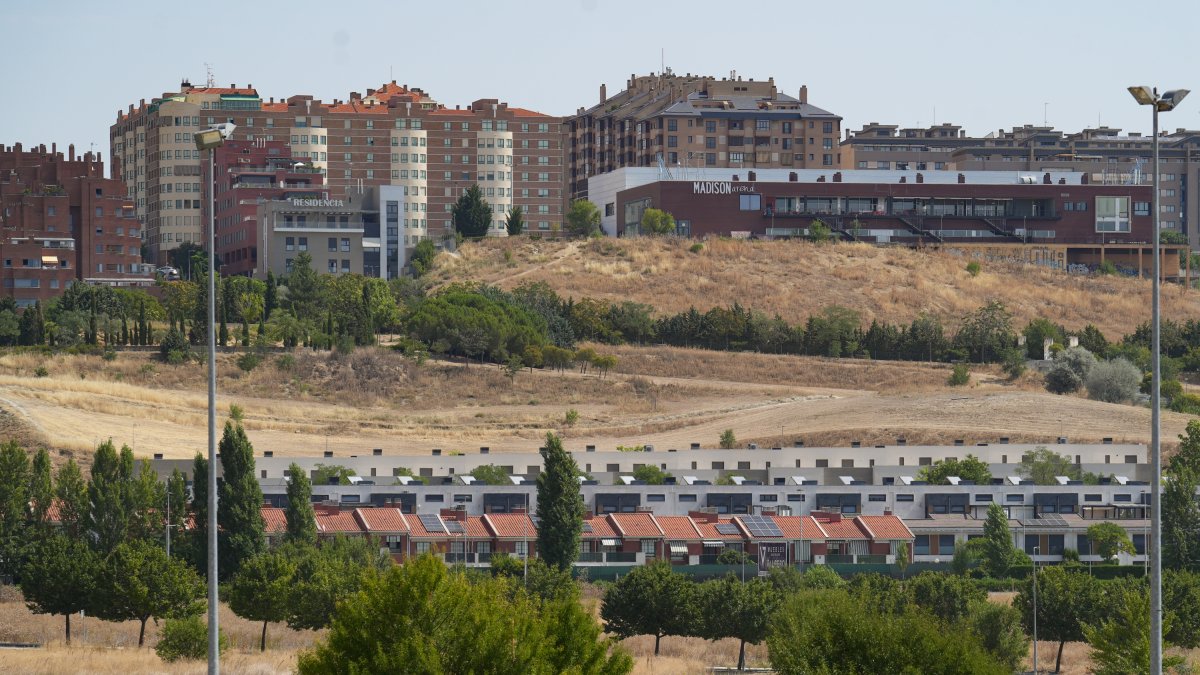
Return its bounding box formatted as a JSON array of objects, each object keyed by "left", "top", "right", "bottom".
[
  {"left": 0, "top": 143, "right": 150, "bottom": 305},
  {"left": 111, "top": 80, "right": 565, "bottom": 265},
  {"left": 567, "top": 71, "right": 842, "bottom": 201},
  {"left": 842, "top": 122, "right": 1200, "bottom": 246}
]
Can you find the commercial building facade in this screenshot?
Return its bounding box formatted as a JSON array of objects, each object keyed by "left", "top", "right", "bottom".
[
  {"left": 842, "top": 122, "right": 1200, "bottom": 247},
  {"left": 111, "top": 80, "right": 565, "bottom": 265},
  {"left": 0, "top": 143, "right": 151, "bottom": 305},
  {"left": 568, "top": 72, "right": 841, "bottom": 201}
]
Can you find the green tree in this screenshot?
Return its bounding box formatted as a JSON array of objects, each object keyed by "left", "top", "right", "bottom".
[
  {"left": 93, "top": 539, "right": 205, "bottom": 646},
  {"left": 86, "top": 439, "right": 128, "bottom": 555},
  {"left": 470, "top": 464, "right": 510, "bottom": 485},
  {"left": 452, "top": 184, "right": 493, "bottom": 238},
  {"left": 1018, "top": 446, "right": 1081, "bottom": 485},
  {"left": 917, "top": 454, "right": 992, "bottom": 485},
  {"left": 311, "top": 463, "right": 356, "bottom": 486},
  {"left": 1165, "top": 569, "right": 1200, "bottom": 648},
  {"left": 217, "top": 421, "right": 265, "bottom": 580},
  {"left": 1163, "top": 466, "right": 1200, "bottom": 571},
  {"left": 1045, "top": 346, "right": 1097, "bottom": 394},
  {"left": 906, "top": 571, "right": 986, "bottom": 624},
  {"left": 1086, "top": 358, "right": 1141, "bottom": 403},
  {"left": 54, "top": 458, "right": 88, "bottom": 538},
  {"left": 155, "top": 615, "right": 228, "bottom": 662},
  {"left": 719, "top": 428, "right": 737, "bottom": 449},
  {"left": 639, "top": 207, "right": 676, "bottom": 235},
  {"left": 19, "top": 533, "right": 97, "bottom": 645},
  {"left": 955, "top": 300, "right": 1016, "bottom": 363},
  {"left": 0, "top": 440, "right": 30, "bottom": 577},
  {"left": 26, "top": 448, "right": 52, "bottom": 529},
  {"left": 229, "top": 548, "right": 298, "bottom": 651},
  {"left": 1086, "top": 522, "right": 1135, "bottom": 562},
  {"left": 981, "top": 502, "right": 1023, "bottom": 578},
  {"left": 297, "top": 554, "right": 631, "bottom": 675},
  {"left": 505, "top": 205, "right": 524, "bottom": 236},
  {"left": 807, "top": 219, "right": 832, "bottom": 243},
  {"left": 601, "top": 561, "right": 695, "bottom": 656},
  {"left": 694, "top": 575, "right": 780, "bottom": 670},
  {"left": 264, "top": 270, "right": 278, "bottom": 321},
  {"left": 566, "top": 199, "right": 601, "bottom": 237},
  {"left": 409, "top": 239, "right": 437, "bottom": 277},
  {"left": 1023, "top": 317, "right": 1066, "bottom": 359},
  {"left": 1013, "top": 564, "right": 1100, "bottom": 673},
  {"left": 285, "top": 463, "right": 318, "bottom": 545},
  {"left": 285, "top": 252, "right": 322, "bottom": 322},
  {"left": 536, "top": 432, "right": 585, "bottom": 571},
  {"left": 286, "top": 537, "right": 391, "bottom": 631},
  {"left": 632, "top": 464, "right": 671, "bottom": 485},
  {"left": 768, "top": 589, "right": 1008, "bottom": 675},
  {"left": 1084, "top": 584, "right": 1185, "bottom": 675},
  {"left": 895, "top": 541, "right": 911, "bottom": 579},
  {"left": 968, "top": 600, "right": 1030, "bottom": 673}
]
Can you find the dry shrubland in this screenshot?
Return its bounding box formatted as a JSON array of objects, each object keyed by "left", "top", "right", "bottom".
[{"left": 433, "top": 237, "right": 1198, "bottom": 338}]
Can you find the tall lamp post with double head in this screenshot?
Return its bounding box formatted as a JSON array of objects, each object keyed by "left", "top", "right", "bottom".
[
  {"left": 193, "top": 121, "right": 236, "bottom": 675},
  {"left": 1127, "top": 85, "right": 1189, "bottom": 675}
]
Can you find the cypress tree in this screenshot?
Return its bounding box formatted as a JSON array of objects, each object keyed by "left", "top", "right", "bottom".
[
  {"left": 28, "top": 447, "right": 53, "bottom": 530},
  {"left": 87, "top": 440, "right": 128, "bottom": 555},
  {"left": 264, "top": 271, "right": 278, "bottom": 321},
  {"left": 241, "top": 317, "right": 250, "bottom": 347},
  {"left": 535, "top": 432, "right": 585, "bottom": 570},
  {"left": 217, "top": 421, "right": 264, "bottom": 580},
  {"left": 54, "top": 459, "right": 88, "bottom": 539},
  {"left": 138, "top": 299, "right": 148, "bottom": 346},
  {"left": 284, "top": 462, "right": 317, "bottom": 545},
  {"left": 189, "top": 453, "right": 209, "bottom": 575},
  {"left": 0, "top": 440, "right": 31, "bottom": 579}
]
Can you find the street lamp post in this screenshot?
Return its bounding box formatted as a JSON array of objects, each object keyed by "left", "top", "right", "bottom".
[
  {"left": 1128, "top": 86, "right": 1189, "bottom": 675},
  {"left": 1033, "top": 545, "right": 1040, "bottom": 675},
  {"left": 194, "top": 122, "right": 235, "bottom": 675}
]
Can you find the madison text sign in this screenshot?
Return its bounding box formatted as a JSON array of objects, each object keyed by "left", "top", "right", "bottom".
[{"left": 692, "top": 181, "right": 757, "bottom": 195}]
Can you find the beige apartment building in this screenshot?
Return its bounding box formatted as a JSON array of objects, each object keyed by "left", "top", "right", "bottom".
[
  {"left": 842, "top": 122, "right": 1200, "bottom": 246},
  {"left": 111, "top": 81, "right": 565, "bottom": 265},
  {"left": 567, "top": 71, "right": 842, "bottom": 201}
]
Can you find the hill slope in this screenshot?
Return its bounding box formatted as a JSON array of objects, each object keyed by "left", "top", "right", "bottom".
[{"left": 431, "top": 237, "right": 1200, "bottom": 339}]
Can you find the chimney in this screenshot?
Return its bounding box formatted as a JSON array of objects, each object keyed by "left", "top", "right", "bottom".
[
  {"left": 688, "top": 510, "right": 718, "bottom": 523},
  {"left": 68, "top": 144, "right": 75, "bottom": 161},
  {"left": 799, "top": 85, "right": 808, "bottom": 104},
  {"left": 747, "top": 170, "right": 756, "bottom": 181},
  {"left": 789, "top": 172, "right": 798, "bottom": 182},
  {"left": 600, "top": 83, "right": 607, "bottom": 104},
  {"left": 899, "top": 176, "right": 906, "bottom": 183},
  {"left": 1043, "top": 172, "right": 1052, "bottom": 184},
  {"left": 833, "top": 172, "right": 842, "bottom": 183},
  {"left": 957, "top": 173, "right": 966, "bottom": 184},
  {"left": 916, "top": 173, "right": 924, "bottom": 183}
]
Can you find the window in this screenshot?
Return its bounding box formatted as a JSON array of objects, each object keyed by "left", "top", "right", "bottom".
[
  {"left": 914, "top": 535, "right": 930, "bottom": 555},
  {"left": 285, "top": 236, "right": 295, "bottom": 251},
  {"left": 1006, "top": 494, "right": 1025, "bottom": 503},
  {"left": 641, "top": 540, "right": 656, "bottom": 556},
  {"left": 679, "top": 494, "right": 697, "bottom": 502},
  {"left": 896, "top": 494, "right": 915, "bottom": 502},
  {"left": 1134, "top": 201, "right": 1151, "bottom": 216},
  {"left": 327, "top": 237, "right": 337, "bottom": 252},
  {"left": 340, "top": 237, "right": 350, "bottom": 252},
  {"left": 298, "top": 237, "right": 307, "bottom": 251},
  {"left": 739, "top": 194, "right": 761, "bottom": 211},
  {"left": 424, "top": 494, "right": 444, "bottom": 502},
  {"left": 415, "top": 542, "right": 431, "bottom": 554},
  {"left": 975, "top": 494, "right": 993, "bottom": 502},
  {"left": 1095, "top": 196, "right": 1131, "bottom": 233},
  {"left": 938, "top": 534, "right": 956, "bottom": 554},
  {"left": 868, "top": 494, "right": 886, "bottom": 502},
  {"left": 647, "top": 494, "right": 666, "bottom": 502},
  {"left": 514, "top": 541, "right": 528, "bottom": 557}
]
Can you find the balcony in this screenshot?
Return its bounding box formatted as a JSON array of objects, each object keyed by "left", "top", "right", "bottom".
[{"left": 575, "top": 551, "right": 641, "bottom": 565}]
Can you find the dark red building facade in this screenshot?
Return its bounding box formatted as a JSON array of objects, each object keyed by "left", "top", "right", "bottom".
[
  {"left": 0, "top": 143, "right": 150, "bottom": 306},
  {"left": 209, "top": 139, "right": 325, "bottom": 277}
]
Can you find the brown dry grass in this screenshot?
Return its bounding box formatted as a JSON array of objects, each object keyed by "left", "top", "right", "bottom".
[{"left": 433, "top": 237, "right": 1199, "bottom": 339}]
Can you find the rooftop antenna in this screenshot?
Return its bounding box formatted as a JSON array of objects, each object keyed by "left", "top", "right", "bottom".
[
  {"left": 205, "top": 62, "right": 215, "bottom": 88},
  {"left": 1043, "top": 102, "right": 1049, "bottom": 126}
]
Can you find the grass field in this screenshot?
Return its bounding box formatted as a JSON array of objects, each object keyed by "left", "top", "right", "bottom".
[{"left": 431, "top": 237, "right": 1200, "bottom": 340}]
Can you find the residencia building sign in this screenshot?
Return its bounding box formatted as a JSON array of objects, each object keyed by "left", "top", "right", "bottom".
[
  {"left": 290, "top": 198, "right": 345, "bottom": 208},
  {"left": 692, "top": 181, "right": 756, "bottom": 195}
]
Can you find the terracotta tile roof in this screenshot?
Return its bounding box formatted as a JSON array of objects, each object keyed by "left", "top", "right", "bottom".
[
  {"left": 656, "top": 515, "right": 702, "bottom": 540},
  {"left": 261, "top": 507, "right": 288, "bottom": 534},
  {"left": 316, "top": 510, "right": 363, "bottom": 534},
  {"left": 428, "top": 108, "right": 472, "bottom": 117},
  {"left": 608, "top": 512, "right": 664, "bottom": 538},
  {"left": 186, "top": 87, "right": 259, "bottom": 96},
  {"left": 773, "top": 516, "right": 828, "bottom": 540},
  {"left": 483, "top": 513, "right": 537, "bottom": 538},
  {"left": 461, "top": 516, "right": 491, "bottom": 538},
  {"left": 582, "top": 515, "right": 618, "bottom": 539},
  {"left": 328, "top": 102, "right": 388, "bottom": 114},
  {"left": 261, "top": 102, "right": 288, "bottom": 113},
  {"left": 856, "top": 515, "right": 913, "bottom": 540},
  {"left": 408, "top": 513, "right": 446, "bottom": 538},
  {"left": 510, "top": 107, "right": 552, "bottom": 118},
  {"left": 817, "top": 517, "right": 870, "bottom": 540},
  {"left": 353, "top": 507, "right": 408, "bottom": 533},
  {"left": 694, "top": 517, "right": 746, "bottom": 541}
]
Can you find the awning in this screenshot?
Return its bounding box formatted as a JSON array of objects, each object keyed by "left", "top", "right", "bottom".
[
  {"left": 40, "top": 256, "right": 58, "bottom": 265},
  {"left": 702, "top": 540, "right": 724, "bottom": 548},
  {"left": 600, "top": 538, "right": 620, "bottom": 547},
  {"left": 669, "top": 543, "right": 689, "bottom": 555}
]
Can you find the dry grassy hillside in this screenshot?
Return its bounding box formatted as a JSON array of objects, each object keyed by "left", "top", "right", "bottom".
[{"left": 431, "top": 237, "right": 1200, "bottom": 338}]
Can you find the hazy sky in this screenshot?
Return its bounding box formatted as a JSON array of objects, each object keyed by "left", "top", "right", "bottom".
[{"left": 4, "top": 0, "right": 1198, "bottom": 158}]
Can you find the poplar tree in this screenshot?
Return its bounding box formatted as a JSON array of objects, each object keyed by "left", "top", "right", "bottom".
[
  {"left": 55, "top": 458, "right": 88, "bottom": 538},
  {"left": 535, "top": 432, "right": 584, "bottom": 570},
  {"left": 0, "top": 440, "right": 30, "bottom": 578},
  {"left": 218, "top": 421, "right": 265, "bottom": 580},
  {"left": 87, "top": 440, "right": 128, "bottom": 555},
  {"left": 285, "top": 462, "right": 317, "bottom": 545}
]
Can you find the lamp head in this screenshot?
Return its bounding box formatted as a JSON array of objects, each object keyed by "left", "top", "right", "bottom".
[
  {"left": 193, "top": 122, "right": 237, "bottom": 150},
  {"left": 1128, "top": 86, "right": 1156, "bottom": 106},
  {"left": 1158, "top": 89, "right": 1190, "bottom": 112}
]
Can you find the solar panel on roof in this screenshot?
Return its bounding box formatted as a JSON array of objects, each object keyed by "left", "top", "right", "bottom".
[
  {"left": 739, "top": 515, "right": 783, "bottom": 538},
  {"left": 1037, "top": 514, "right": 1068, "bottom": 527},
  {"left": 418, "top": 513, "right": 446, "bottom": 534},
  {"left": 445, "top": 521, "right": 464, "bottom": 534},
  {"left": 714, "top": 523, "right": 741, "bottom": 535},
  {"left": 582, "top": 522, "right": 593, "bottom": 533}
]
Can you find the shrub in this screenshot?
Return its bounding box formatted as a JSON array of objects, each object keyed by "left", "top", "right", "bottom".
[
  {"left": 276, "top": 354, "right": 295, "bottom": 371},
  {"left": 236, "top": 352, "right": 262, "bottom": 373},
  {"left": 1001, "top": 347, "right": 1026, "bottom": 379},
  {"left": 719, "top": 428, "right": 737, "bottom": 449},
  {"left": 948, "top": 363, "right": 970, "bottom": 386},
  {"left": 166, "top": 350, "right": 187, "bottom": 365},
  {"left": 966, "top": 261, "right": 982, "bottom": 277},
  {"left": 1171, "top": 393, "right": 1200, "bottom": 415},
  {"left": 564, "top": 408, "right": 579, "bottom": 427},
  {"left": 1045, "top": 347, "right": 1097, "bottom": 394},
  {"left": 155, "top": 615, "right": 228, "bottom": 663},
  {"left": 159, "top": 327, "right": 190, "bottom": 363},
  {"left": 689, "top": 242, "right": 704, "bottom": 254},
  {"left": 102, "top": 349, "right": 117, "bottom": 362},
  {"left": 34, "top": 365, "right": 48, "bottom": 378},
  {"left": 1085, "top": 358, "right": 1141, "bottom": 403},
  {"left": 1097, "top": 259, "right": 1118, "bottom": 275}
]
